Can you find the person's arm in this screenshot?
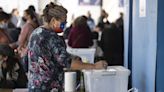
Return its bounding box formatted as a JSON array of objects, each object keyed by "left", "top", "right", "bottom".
[
  {"left": 51, "top": 34, "right": 108, "bottom": 70},
  {"left": 18, "top": 23, "right": 34, "bottom": 49},
  {"left": 17, "top": 23, "right": 31, "bottom": 56},
  {"left": 70, "top": 56, "right": 107, "bottom": 70}
]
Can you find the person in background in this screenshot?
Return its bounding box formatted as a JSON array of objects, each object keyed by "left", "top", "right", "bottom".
[
  {"left": 97, "top": 9, "right": 110, "bottom": 31},
  {"left": 68, "top": 15, "right": 93, "bottom": 48},
  {"left": 99, "top": 23, "right": 123, "bottom": 66},
  {"left": 16, "top": 8, "right": 39, "bottom": 72},
  {"left": 0, "top": 7, "right": 3, "bottom": 12},
  {"left": 17, "top": 6, "right": 40, "bottom": 29},
  {"left": 115, "top": 12, "right": 124, "bottom": 32},
  {"left": 11, "top": 8, "right": 20, "bottom": 27},
  {"left": 17, "top": 8, "right": 39, "bottom": 55},
  {"left": 28, "top": 5, "right": 42, "bottom": 25},
  {"left": 0, "top": 11, "right": 15, "bottom": 30},
  {"left": 0, "top": 44, "right": 27, "bottom": 88},
  {"left": 86, "top": 11, "right": 95, "bottom": 31},
  {"left": 27, "top": 3, "right": 107, "bottom": 92},
  {"left": 0, "top": 11, "right": 21, "bottom": 44}
]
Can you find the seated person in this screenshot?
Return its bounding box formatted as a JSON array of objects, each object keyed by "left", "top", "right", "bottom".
[{"left": 0, "top": 44, "right": 27, "bottom": 88}]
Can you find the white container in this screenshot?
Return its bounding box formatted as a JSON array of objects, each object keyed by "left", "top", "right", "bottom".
[
  {"left": 66, "top": 48, "right": 96, "bottom": 63},
  {"left": 82, "top": 66, "right": 130, "bottom": 92},
  {"left": 64, "top": 71, "right": 77, "bottom": 92}
]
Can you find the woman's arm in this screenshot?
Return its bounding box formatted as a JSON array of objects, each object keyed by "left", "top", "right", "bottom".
[{"left": 70, "top": 57, "right": 107, "bottom": 70}]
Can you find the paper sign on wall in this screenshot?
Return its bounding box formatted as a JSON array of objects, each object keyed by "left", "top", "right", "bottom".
[{"left": 139, "top": 0, "right": 146, "bottom": 17}]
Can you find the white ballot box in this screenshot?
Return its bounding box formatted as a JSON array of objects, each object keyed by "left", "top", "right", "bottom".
[{"left": 82, "top": 66, "right": 130, "bottom": 92}]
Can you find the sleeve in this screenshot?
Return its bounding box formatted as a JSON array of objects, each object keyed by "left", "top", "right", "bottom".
[
  {"left": 50, "top": 36, "right": 72, "bottom": 68},
  {"left": 18, "top": 23, "right": 31, "bottom": 48}
]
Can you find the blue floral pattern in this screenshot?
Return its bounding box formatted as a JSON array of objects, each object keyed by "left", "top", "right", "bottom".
[{"left": 27, "top": 27, "right": 72, "bottom": 91}]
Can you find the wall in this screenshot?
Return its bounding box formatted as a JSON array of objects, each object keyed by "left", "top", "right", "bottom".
[
  {"left": 58, "top": 0, "right": 101, "bottom": 26},
  {"left": 102, "top": 0, "right": 124, "bottom": 23},
  {"left": 0, "top": 0, "right": 19, "bottom": 13},
  {"left": 132, "top": 0, "right": 157, "bottom": 92},
  {"left": 0, "top": 0, "right": 38, "bottom": 16},
  {"left": 58, "top": 0, "right": 123, "bottom": 26},
  {"left": 0, "top": 0, "right": 122, "bottom": 26},
  {"left": 38, "top": 0, "right": 55, "bottom": 14}
]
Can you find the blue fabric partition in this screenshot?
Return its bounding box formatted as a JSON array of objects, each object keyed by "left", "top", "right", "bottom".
[{"left": 131, "top": 0, "right": 157, "bottom": 92}]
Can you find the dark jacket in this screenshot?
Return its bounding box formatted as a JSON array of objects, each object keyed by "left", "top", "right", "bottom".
[{"left": 99, "top": 23, "right": 124, "bottom": 65}]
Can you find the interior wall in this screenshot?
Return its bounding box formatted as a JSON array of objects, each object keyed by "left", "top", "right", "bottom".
[
  {"left": 0, "top": 0, "right": 19, "bottom": 13},
  {"left": 58, "top": 0, "right": 123, "bottom": 26},
  {"left": 0, "top": 0, "right": 123, "bottom": 26},
  {"left": 102, "top": 0, "right": 124, "bottom": 23},
  {"left": 0, "top": 0, "right": 38, "bottom": 16},
  {"left": 58, "top": 0, "right": 101, "bottom": 26},
  {"left": 38, "top": 0, "right": 55, "bottom": 14}
]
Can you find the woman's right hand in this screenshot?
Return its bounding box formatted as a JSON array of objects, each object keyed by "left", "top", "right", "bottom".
[{"left": 94, "top": 60, "right": 108, "bottom": 69}]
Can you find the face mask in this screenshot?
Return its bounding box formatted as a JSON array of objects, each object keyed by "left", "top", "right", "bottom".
[
  {"left": 60, "top": 21, "right": 67, "bottom": 30},
  {"left": 54, "top": 22, "right": 67, "bottom": 33},
  {"left": 22, "top": 17, "right": 27, "bottom": 22}
]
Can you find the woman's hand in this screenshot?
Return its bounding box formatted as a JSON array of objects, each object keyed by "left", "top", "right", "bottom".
[
  {"left": 71, "top": 57, "right": 108, "bottom": 70},
  {"left": 94, "top": 60, "right": 108, "bottom": 69}
]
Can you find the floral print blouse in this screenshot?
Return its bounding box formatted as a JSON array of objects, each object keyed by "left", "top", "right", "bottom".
[{"left": 27, "top": 27, "right": 72, "bottom": 91}]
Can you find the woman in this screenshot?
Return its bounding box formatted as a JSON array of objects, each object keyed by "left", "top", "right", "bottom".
[
  {"left": 17, "top": 8, "right": 39, "bottom": 57},
  {"left": 16, "top": 8, "right": 39, "bottom": 72},
  {"left": 0, "top": 44, "right": 27, "bottom": 88},
  {"left": 27, "top": 3, "right": 107, "bottom": 92},
  {"left": 68, "top": 15, "right": 93, "bottom": 48}
]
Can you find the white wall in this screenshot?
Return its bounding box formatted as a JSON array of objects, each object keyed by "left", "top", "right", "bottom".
[
  {"left": 58, "top": 0, "right": 101, "bottom": 26},
  {"left": 58, "top": 0, "right": 123, "bottom": 26},
  {"left": 18, "top": 0, "right": 38, "bottom": 16},
  {"left": 102, "top": 0, "right": 124, "bottom": 23},
  {"left": 0, "top": 0, "right": 19, "bottom": 13},
  {"left": 38, "top": 0, "right": 55, "bottom": 14},
  {"left": 0, "top": 0, "right": 122, "bottom": 25},
  {"left": 0, "top": 0, "right": 38, "bottom": 16}
]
